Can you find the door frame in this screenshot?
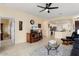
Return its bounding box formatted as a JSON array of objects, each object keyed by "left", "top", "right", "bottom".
[{"left": 0, "top": 16, "right": 15, "bottom": 47}]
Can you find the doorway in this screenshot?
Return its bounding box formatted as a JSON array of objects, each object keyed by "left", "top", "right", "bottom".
[{"left": 0, "top": 17, "right": 15, "bottom": 47}]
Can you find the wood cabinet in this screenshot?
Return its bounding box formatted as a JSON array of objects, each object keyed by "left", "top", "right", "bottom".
[{"left": 27, "top": 30, "right": 42, "bottom": 43}]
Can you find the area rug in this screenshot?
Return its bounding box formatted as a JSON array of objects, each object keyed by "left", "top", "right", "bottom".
[{"left": 30, "top": 44, "right": 73, "bottom": 56}]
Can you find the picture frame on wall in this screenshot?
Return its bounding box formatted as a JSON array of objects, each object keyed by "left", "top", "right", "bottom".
[
  {"left": 19, "top": 21, "right": 23, "bottom": 31},
  {"left": 38, "top": 24, "right": 41, "bottom": 28}
]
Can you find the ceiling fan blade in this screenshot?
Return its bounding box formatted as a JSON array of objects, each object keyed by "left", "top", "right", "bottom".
[
  {"left": 46, "top": 3, "right": 49, "bottom": 8},
  {"left": 46, "top": 3, "right": 52, "bottom": 8},
  {"left": 37, "top": 5, "right": 45, "bottom": 8},
  {"left": 40, "top": 9, "right": 46, "bottom": 12},
  {"left": 46, "top": 3, "right": 49, "bottom": 6},
  {"left": 49, "top": 3, "right": 52, "bottom": 7},
  {"left": 48, "top": 7, "right": 59, "bottom": 9}
]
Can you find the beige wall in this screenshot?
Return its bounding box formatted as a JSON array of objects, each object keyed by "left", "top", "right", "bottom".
[
  {"left": 0, "top": 5, "right": 47, "bottom": 44},
  {"left": 42, "top": 21, "right": 50, "bottom": 38}
]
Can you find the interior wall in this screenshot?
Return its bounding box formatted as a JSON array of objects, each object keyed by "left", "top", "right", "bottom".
[
  {"left": 42, "top": 21, "right": 50, "bottom": 38},
  {"left": 0, "top": 5, "right": 46, "bottom": 44}
]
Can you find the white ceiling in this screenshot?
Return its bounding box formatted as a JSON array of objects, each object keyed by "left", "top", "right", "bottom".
[{"left": 2, "top": 3, "right": 79, "bottom": 19}]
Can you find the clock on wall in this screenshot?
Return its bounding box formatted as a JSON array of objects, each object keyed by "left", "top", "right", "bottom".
[{"left": 30, "top": 19, "right": 35, "bottom": 25}]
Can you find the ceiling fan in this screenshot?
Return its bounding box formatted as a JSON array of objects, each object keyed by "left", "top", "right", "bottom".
[{"left": 37, "top": 3, "right": 59, "bottom": 13}]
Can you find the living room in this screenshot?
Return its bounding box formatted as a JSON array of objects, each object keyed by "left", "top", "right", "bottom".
[{"left": 0, "top": 3, "right": 79, "bottom": 56}]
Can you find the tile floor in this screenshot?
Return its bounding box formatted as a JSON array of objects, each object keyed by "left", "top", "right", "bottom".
[{"left": 0, "top": 37, "right": 73, "bottom": 56}]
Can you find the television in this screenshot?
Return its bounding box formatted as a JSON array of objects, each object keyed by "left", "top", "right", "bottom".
[{"left": 38, "top": 24, "right": 41, "bottom": 28}]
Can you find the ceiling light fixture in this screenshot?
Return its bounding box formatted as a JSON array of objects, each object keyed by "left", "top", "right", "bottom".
[{"left": 45, "top": 9, "right": 49, "bottom": 11}]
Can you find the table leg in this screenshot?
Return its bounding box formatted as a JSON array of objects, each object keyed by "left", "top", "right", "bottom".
[
  {"left": 46, "top": 47, "right": 51, "bottom": 55},
  {"left": 47, "top": 49, "right": 50, "bottom": 55}
]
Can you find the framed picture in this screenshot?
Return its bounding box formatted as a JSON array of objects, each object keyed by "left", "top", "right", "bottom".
[
  {"left": 38, "top": 24, "right": 41, "bottom": 28},
  {"left": 19, "top": 21, "right": 23, "bottom": 31}
]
